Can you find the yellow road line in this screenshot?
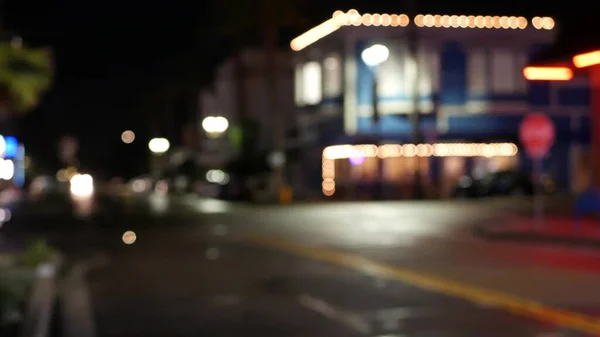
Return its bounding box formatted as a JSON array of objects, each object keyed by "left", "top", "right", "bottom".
[{"left": 247, "top": 235, "right": 600, "bottom": 334}]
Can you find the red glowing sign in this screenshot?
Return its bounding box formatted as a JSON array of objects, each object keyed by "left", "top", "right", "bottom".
[{"left": 519, "top": 113, "right": 555, "bottom": 159}]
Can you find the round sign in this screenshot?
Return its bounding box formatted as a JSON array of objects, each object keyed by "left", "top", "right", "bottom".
[{"left": 519, "top": 113, "right": 555, "bottom": 159}]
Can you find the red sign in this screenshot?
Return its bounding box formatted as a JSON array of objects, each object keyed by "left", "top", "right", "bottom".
[{"left": 519, "top": 113, "right": 555, "bottom": 159}]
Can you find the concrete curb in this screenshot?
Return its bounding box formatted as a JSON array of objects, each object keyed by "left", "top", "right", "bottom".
[
  {"left": 472, "top": 219, "right": 600, "bottom": 249},
  {"left": 19, "top": 255, "right": 63, "bottom": 337},
  {"left": 60, "top": 254, "right": 109, "bottom": 337}
]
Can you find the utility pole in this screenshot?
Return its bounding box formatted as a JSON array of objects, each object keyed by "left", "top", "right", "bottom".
[
  {"left": 0, "top": 0, "right": 4, "bottom": 34},
  {"left": 407, "top": 0, "right": 423, "bottom": 199},
  {"left": 372, "top": 67, "right": 383, "bottom": 200},
  {"left": 262, "top": 0, "right": 287, "bottom": 201}
]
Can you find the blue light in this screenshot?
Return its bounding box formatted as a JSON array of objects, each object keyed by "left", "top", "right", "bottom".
[
  {"left": 13, "top": 144, "right": 24, "bottom": 187},
  {"left": 4, "top": 137, "right": 17, "bottom": 158}
]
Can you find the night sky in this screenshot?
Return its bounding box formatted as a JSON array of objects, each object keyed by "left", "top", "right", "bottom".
[{"left": 2, "top": 0, "right": 596, "bottom": 180}]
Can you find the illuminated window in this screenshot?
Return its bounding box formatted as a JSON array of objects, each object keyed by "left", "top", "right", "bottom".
[
  {"left": 402, "top": 49, "right": 417, "bottom": 97},
  {"left": 384, "top": 157, "right": 429, "bottom": 183},
  {"left": 376, "top": 44, "right": 403, "bottom": 97},
  {"left": 472, "top": 156, "right": 519, "bottom": 178},
  {"left": 350, "top": 157, "right": 378, "bottom": 181},
  {"left": 489, "top": 156, "right": 518, "bottom": 172},
  {"left": 441, "top": 157, "right": 465, "bottom": 197},
  {"left": 430, "top": 52, "right": 440, "bottom": 92},
  {"left": 491, "top": 49, "right": 515, "bottom": 93},
  {"left": 472, "top": 157, "right": 490, "bottom": 179},
  {"left": 334, "top": 159, "right": 351, "bottom": 182},
  {"left": 302, "top": 61, "right": 322, "bottom": 105},
  {"left": 323, "top": 54, "right": 342, "bottom": 98},
  {"left": 418, "top": 48, "right": 432, "bottom": 96},
  {"left": 294, "top": 64, "right": 304, "bottom": 105},
  {"left": 467, "top": 49, "right": 488, "bottom": 95},
  {"left": 513, "top": 52, "right": 528, "bottom": 94},
  {"left": 383, "top": 157, "right": 405, "bottom": 181},
  {"left": 391, "top": 47, "right": 440, "bottom": 98},
  {"left": 573, "top": 147, "right": 592, "bottom": 192},
  {"left": 419, "top": 157, "right": 430, "bottom": 179}
]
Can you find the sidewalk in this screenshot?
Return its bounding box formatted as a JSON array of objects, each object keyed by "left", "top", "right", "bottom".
[{"left": 474, "top": 214, "right": 600, "bottom": 248}]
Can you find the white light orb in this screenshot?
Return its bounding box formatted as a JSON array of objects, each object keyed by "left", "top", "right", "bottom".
[
  {"left": 361, "top": 44, "right": 389, "bottom": 67},
  {"left": 202, "top": 116, "right": 229, "bottom": 134},
  {"left": 148, "top": 138, "right": 170, "bottom": 154},
  {"left": 213, "top": 117, "right": 229, "bottom": 133}
]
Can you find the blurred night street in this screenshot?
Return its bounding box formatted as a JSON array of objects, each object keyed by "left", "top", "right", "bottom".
[
  {"left": 3, "top": 0, "right": 600, "bottom": 335},
  {"left": 3, "top": 193, "right": 600, "bottom": 336}
]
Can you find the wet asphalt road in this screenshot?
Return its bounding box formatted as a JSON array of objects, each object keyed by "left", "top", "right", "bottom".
[
  {"left": 2, "top": 192, "right": 599, "bottom": 336},
  {"left": 87, "top": 235, "right": 554, "bottom": 337}
]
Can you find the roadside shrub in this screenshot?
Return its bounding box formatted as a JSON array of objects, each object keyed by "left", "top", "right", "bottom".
[
  {"left": 18, "top": 239, "right": 57, "bottom": 268},
  {"left": 0, "top": 271, "right": 29, "bottom": 328}
]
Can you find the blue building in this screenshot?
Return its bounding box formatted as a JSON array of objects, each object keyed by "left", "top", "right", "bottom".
[{"left": 292, "top": 10, "right": 592, "bottom": 198}]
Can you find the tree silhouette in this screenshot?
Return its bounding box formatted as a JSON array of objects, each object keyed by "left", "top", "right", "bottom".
[{"left": 0, "top": 42, "right": 53, "bottom": 115}]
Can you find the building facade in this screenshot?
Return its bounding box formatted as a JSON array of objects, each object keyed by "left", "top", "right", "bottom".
[
  {"left": 292, "top": 10, "right": 591, "bottom": 198},
  {"left": 197, "top": 48, "right": 314, "bottom": 196},
  {"left": 200, "top": 48, "right": 296, "bottom": 152}
]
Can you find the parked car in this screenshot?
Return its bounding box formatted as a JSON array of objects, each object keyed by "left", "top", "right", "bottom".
[{"left": 452, "top": 170, "right": 540, "bottom": 198}]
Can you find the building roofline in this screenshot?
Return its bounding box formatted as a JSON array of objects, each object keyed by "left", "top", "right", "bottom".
[{"left": 291, "top": 9, "right": 556, "bottom": 51}]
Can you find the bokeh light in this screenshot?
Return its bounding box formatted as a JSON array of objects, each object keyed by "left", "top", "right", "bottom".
[
  {"left": 69, "top": 173, "right": 94, "bottom": 197},
  {"left": 349, "top": 155, "right": 365, "bottom": 166},
  {"left": 0, "top": 159, "right": 14, "bottom": 180},
  {"left": 122, "top": 230, "right": 137, "bottom": 244},
  {"left": 148, "top": 138, "right": 170, "bottom": 154},
  {"left": 121, "top": 130, "right": 135, "bottom": 144}
]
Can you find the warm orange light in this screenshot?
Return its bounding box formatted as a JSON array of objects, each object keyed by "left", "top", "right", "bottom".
[
  {"left": 573, "top": 50, "right": 600, "bottom": 68},
  {"left": 523, "top": 66, "right": 573, "bottom": 81},
  {"left": 290, "top": 10, "right": 550, "bottom": 51},
  {"left": 320, "top": 143, "right": 517, "bottom": 196}
]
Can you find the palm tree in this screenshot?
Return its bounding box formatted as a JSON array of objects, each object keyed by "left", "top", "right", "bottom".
[{"left": 0, "top": 41, "right": 53, "bottom": 117}]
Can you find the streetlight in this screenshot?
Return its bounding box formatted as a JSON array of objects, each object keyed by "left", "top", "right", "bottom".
[
  {"left": 361, "top": 44, "right": 389, "bottom": 125},
  {"left": 202, "top": 116, "right": 229, "bottom": 138},
  {"left": 148, "top": 138, "right": 170, "bottom": 154},
  {"left": 148, "top": 138, "right": 170, "bottom": 182},
  {"left": 361, "top": 44, "right": 390, "bottom": 67},
  {"left": 361, "top": 44, "right": 389, "bottom": 200}
]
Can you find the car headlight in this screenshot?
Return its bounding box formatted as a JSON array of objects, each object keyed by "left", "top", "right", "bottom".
[
  {"left": 206, "top": 170, "right": 229, "bottom": 185},
  {"left": 70, "top": 174, "right": 94, "bottom": 197}
]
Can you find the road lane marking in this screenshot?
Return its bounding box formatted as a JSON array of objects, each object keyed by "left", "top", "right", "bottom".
[
  {"left": 247, "top": 235, "right": 600, "bottom": 334},
  {"left": 298, "top": 294, "right": 371, "bottom": 334}
]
